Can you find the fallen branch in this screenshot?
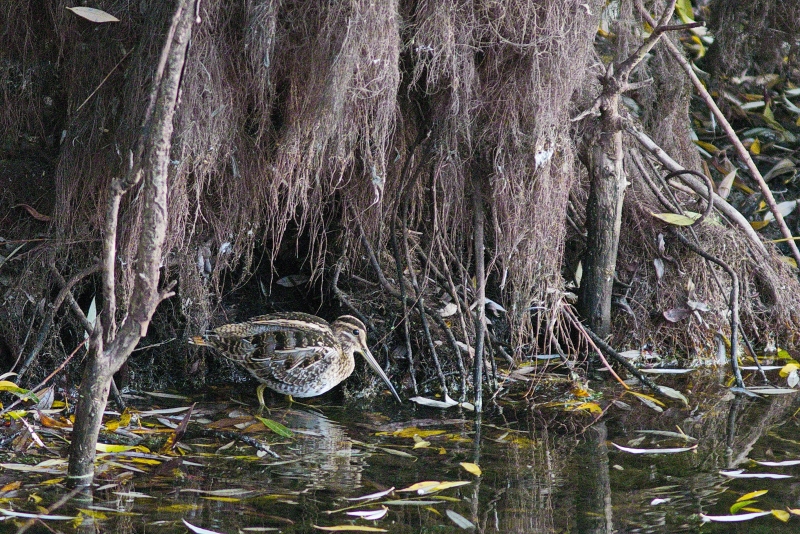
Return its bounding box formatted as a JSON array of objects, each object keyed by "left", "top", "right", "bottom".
[
  {"left": 628, "top": 126, "right": 768, "bottom": 255},
  {"left": 636, "top": 1, "right": 800, "bottom": 267}
]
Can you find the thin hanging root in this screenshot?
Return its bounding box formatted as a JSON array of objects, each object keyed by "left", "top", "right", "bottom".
[
  {"left": 399, "top": 207, "right": 449, "bottom": 399},
  {"left": 389, "top": 223, "right": 418, "bottom": 394},
  {"left": 355, "top": 218, "right": 451, "bottom": 396},
  {"left": 671, "top": 228, "right": 744, "bottom": 389},
  {"left": 331, "top": 254, "right": 371, "bottom": 328}
]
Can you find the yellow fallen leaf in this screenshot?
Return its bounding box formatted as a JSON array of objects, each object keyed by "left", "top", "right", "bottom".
[
  {"left": 737, "top": 490, "right": 768, "bottom": 502},
  {"left": 772, "top": 509, "right": 790, "bottom": 522},
  {"left": 460, "top": 462, "right": 482, "bottom": 476},
  {"left": 392, "top": 428, "right": 446, "bottom": 438},
  {"left": 779, "top": 363, "right": 800, "bottom": 378}
]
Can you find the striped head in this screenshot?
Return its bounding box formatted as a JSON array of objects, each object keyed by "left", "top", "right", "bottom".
[{"left": 330, "top": 316, "right": 401, "bottom": 403}]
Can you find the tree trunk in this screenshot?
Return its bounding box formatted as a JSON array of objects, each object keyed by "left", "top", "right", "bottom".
[
  {"left": 66, "top": 0, "right": 194, "bottom": 487},
  {"left": 581, "top": 110, "right": 626, "bottom": 339}
]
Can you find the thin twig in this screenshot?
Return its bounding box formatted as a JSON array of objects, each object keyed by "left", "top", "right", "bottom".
[
  {"left": 2, "top": 342, "right": 84, "bottom": 417},
  {"left": 73, "top": 49, "right": 133, "bottom": 115},
  {"left": 400, "top": 207, "right": 449, "bottom": 398},
  {"left": 17, "top": 263, "right": 100, "bottom": 379},
  {"left": 355, "top": 215, "right": 460, "bottom": 397},
  {"left": 472, "top": 170, "right": 486, "bottom": 412},
  {"left": 389, "top": 223, "right": 418, "bottom": 395}
]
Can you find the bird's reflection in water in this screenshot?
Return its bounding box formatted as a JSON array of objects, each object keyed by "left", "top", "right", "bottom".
[{"left": 270, "top": 408, "right": 362, "bottom": 492}]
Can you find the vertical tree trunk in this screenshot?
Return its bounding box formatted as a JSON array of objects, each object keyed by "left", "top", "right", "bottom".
[
  {"left": 66, "top": 0, "right": 195, "bottom": 487},
  {"left": 581, "top": 117, "right": 626, "bottom": 339},
  {"left": 66, "top": 348, "right": 114, "bottom": 485}
]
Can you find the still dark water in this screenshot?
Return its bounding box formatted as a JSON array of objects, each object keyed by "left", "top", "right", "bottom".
[{"left": 2, "top": 374, "right": 800, "bottom": 533}]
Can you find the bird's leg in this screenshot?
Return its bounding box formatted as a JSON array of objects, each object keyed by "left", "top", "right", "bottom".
[{"left": 256, "top": 384, "right": 268, "bottom": 414}]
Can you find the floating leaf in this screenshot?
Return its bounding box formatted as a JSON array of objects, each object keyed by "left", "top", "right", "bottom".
[
  {"left": 392, "top": 428, "right": 446, "bottom": 439},
  {"left": 446, "top": 509, "right": 475, "bottom": 529},
  {"left": 182, "top": 488, "right": 254, "bottom": 497},
  {"left": 459, "top": 462, "right": 482, "bottom": 476},
  {"left": 625, "top": 391, "right": 666, "bottom": 408},
  {"left": 640, "top": 368, "right": 694, "bottom": 375},
  {"left": 746, "top": 387, "right": 798, "bottom": 395},
  {"left": 779, "top": 363, "right": 800, "bottom": 378},
  {"left": 738, "top": 490, "right": 768, "bottom": 501},
  {"left": 182, "top": 519, "right": 224, "bottom": 534},
  {"left": 788, "top": 370, "right": 799, "bottom": 388},
  {"left": 376, "top": 447, "right": 416, "bottom": 459},
  {"left": 408, "top": 396, "right": 459, "bottom": 408},
  {"left": 398, "top": 481, "right": 441, "bottom": 494},
  {"left": 413, "top": 435, "right": 431, "bottom": 449},
  {"left": 701, "top": 511, "right": 771, "bottom": 522},
  {"left": 65, "top": 6, "right": 119, "bottom": 23},
  {"left": 611, "top": 443, "right": 697, "bottom": 455},
  {"left": 763, "top": 159, "right": 795, "bottom": 182},
  {"left": 313, "top": 526, "right": 387, "bottom": 532},
  {"left": 346, "top": 488, "right": 394, "bottom": 501},
  {"left": 96, "top": 443, "right": 136, "bottom": 453},
  {"left": 346, "top": 507, "right": 388, "bottom": 521},
  {"left": 657, "top": 386, "right": 689, "bottom": 406},
  {"left": 0, "top": 509, "right": 75, "bottom": 520},
  {"left": 720, "top": 470, "right": 791, "bottom": 479},
  {"left": 731, "top": 500, "right": 758, "bottom": 514},
  {"left": 0, "top": 380, "right": 37, "bottom": 401},
  {"left": 651, "top": 212, "right": 702, "bottom": 226},
  {"left": 428, "top": 481, "right": 471, "bottom": 492},
  {"left": 773, "top": 510, "right": 790, "bottom": 522},
  {"left": 635, "top": 430, "right": 697, "bottom": 442},
  {"left": 255, "top": 416, "right": 294, "bottom": 438},
  {"left": 383, "top": 499, "right": 442, "bottom": 506},
  {"left": 570, "top": 402, "right": 603, "bottom": 414},
  {"left": 717, "top": 168, "right": 737, "bottom": 199},
  {"left": 763, "top": 200, "right": 797, "bottom": 222}
]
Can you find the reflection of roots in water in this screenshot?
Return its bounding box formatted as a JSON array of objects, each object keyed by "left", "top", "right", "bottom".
[{"left": 272, "top": 408, "right": 362, "bottom": 491}]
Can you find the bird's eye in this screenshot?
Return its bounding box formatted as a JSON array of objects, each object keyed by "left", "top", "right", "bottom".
[{"left": 352, "top": 329, "right": 360, "bottom": 336}]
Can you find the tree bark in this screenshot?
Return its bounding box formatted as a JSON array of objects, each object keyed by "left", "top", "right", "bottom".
[
  {"left": 581, "top": 120, "right": 625, "bottom": 339},
  {"left": 67, "top": 0, "right": 194, "bottom": 487},
  {"left": 579, "top": 1, "right": 677, "bottom": 338}
]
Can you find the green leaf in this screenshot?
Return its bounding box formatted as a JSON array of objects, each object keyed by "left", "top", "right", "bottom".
[
  {"left": 731, "top": 500, "right": 757, "bottom": 514},
  {"left": 675, "top": 0, "right": 694, "bottom": 23},
  {"left": 255, "top": 416, "right": 294, "bottom": 438}
]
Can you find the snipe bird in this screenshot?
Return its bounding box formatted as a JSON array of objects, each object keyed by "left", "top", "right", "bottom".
[{"left": 189, "top": 312, "right": 401, "bottom": 406}]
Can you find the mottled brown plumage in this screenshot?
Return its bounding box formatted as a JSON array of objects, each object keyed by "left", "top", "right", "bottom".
[{"left": 189, "top": 312, "right": 401, "bottom": 405}]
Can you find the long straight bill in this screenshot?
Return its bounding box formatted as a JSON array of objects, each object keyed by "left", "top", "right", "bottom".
[{"left": 361, "top": 347, "right": 402, "bottom": 403}]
